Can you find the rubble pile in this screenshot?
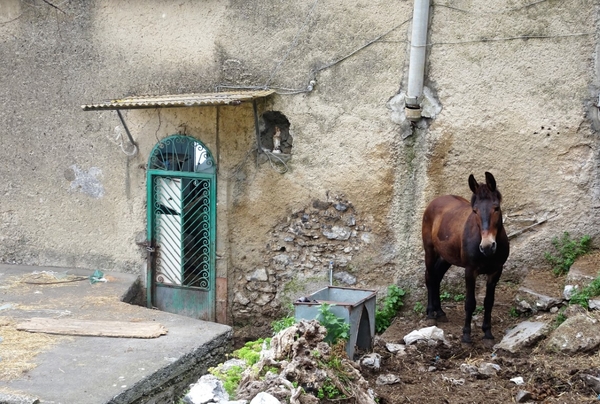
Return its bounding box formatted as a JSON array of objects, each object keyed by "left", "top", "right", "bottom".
[
  {"left": 184, "top": 320, "right": 376, "bottom": 404},
  {"left": 237, "top": 320, "right": 376, "bottom": 404}
]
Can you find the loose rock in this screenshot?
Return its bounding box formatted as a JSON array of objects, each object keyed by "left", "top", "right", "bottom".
[
  {"left": 515, "top": 390, "right": 533, "bottom": 403},
  {"left": 545, "top": 313, "right": 600, "bottom": 353},
  {"left": 376, "top": 374, "right": 401, "bottom": 385}
]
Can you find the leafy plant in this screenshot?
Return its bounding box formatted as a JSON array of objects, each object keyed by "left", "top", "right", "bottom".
[
  {"left": 544, "top": 232, "right": 592, "bottom": 276},
  {"left": 326, "top": 354, "right": 344, "bottom": 372},
  {"left": 271, "top": 315, "right": 296, "bottom": 334},
  {"left": 440, "top": 290, "right": 465, "bottom": 302},
  {"left": 317, "top": 378, "right": 346, "bottom": 400},
  {"left": 413, "top": 301, "right": 425, "bottom": 314},
  {"left": 260, "top": 365, "right": 280, "bottom": 378},
  {"left": 209, "top": 337, "right": 272, "bottom": 398},
  {"left": 375, "top": 285, "right": 406, "bottom": 333},
  {"left": 233, "top": 338, "right": 269, "bottom": 366},
  {"left": 209, "top": 365, "right": 243, "bottom": 398},
  {"left": 474, "top": 305, "right": 484, "bottom": 315},
  {"left": 317, "top": 303, "right": 350, "bottom": 345},
  {"left": 554, "top": 308, "right": 567, "bottom": 327},
  {"left": 569, "top": 275, "right": 600, "bottom": 309},
  {"left": 508, "top": 307, "right": 520, "bottom": 318}
]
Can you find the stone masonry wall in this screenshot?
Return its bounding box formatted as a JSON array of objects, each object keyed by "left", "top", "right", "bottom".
[{"left": 232, "top": 192, "right": 396, "bottom": 333}]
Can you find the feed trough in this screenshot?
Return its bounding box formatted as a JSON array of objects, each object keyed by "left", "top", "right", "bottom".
[{"left": 294, "top": 286, "right": 376, "bottom": 360}]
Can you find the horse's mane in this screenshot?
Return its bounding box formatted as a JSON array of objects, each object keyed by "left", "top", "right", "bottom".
[{"left": 471, "top": 184, "right": 502, "bottom": 207}]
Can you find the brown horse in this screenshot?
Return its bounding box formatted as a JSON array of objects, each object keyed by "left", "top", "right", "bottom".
[{"left": 422, "top": 172, "right": 509, "bottom": 343}]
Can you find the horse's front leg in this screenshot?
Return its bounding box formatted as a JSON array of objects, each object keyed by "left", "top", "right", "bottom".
[
  {"left": 425, "top": 256, "right": 451, "bottom": 322},
  {"left": 462, "top": 268, "right": 477, "bottom": 343},
  {"left": 482, "top": 268, "right": 503, "bottom": 340}
]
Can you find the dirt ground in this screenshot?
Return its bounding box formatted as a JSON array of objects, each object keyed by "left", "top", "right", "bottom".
[{"left": 366, "top": 279, "right": 600, "bottom": 404}]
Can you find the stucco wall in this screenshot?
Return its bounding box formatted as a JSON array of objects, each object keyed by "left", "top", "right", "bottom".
[{"left": 1, "top": 0, "right": 599, "bottom": 332}]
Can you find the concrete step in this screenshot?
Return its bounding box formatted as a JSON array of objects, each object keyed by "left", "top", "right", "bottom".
[{"left": 0, "top": 264, "right": 231, "bottom": 404}]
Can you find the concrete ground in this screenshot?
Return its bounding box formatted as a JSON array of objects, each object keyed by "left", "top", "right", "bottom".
[{"left": 0, "top": 264, "right": 232, "bottom": 404}]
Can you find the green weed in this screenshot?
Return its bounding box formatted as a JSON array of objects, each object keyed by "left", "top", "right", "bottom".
[
  {"left": 208, "top": 365, "right": 243, "bottom": 398},
  {"left": 413, "top": 301, "right": 425, "bottom": 314},
  {"left": 569, "top": 275, "right": 600, "bottom": 309},
  {"left": 375, "top": 285, "right": 406, "bottom": 334},
  {"left": 317, "top": 378, "right": 346, "bottom": 400},
  {"left": 544, "top": 232, "right": 592, "bottom": 276},
  {"left": 554, "top": 308, "right": 567, "bottom": 327},
  {"left": 509, "top": 307, "right": 520, "bottom": 318},
  {"left": 233, "top": 338, "right": 269, "bottom": 366},
  {"left": 271, "top": 315, "right": 296, "bottom": 334},
  {"left": 317, "top": 303, "right": 350, "bottom": 345},
  {"left": 440, "top": 290, "right": 465, "bottom": 302},
  {"left": 453, "top": 293, "right": 465, "bottom": 302},
  {"left": 209, "top": 337, "right": 271, "bottom": 398}
]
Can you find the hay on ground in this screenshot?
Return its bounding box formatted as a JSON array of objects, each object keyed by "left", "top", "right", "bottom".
[{"left": 0, "top": 317, "right": 65, "bottom": 381}]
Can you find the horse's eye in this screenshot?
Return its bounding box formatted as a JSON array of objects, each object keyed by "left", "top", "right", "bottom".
[{"left": 494, "top": 206, "right": 500, "bottom": 212}]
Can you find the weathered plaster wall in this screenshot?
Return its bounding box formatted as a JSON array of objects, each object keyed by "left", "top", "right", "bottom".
[
  {"left": 413, "top": 0, "right": 600, "bottom": 279},
  {"left": 1, "top": 0, "right": 599, "bottom": 335}
]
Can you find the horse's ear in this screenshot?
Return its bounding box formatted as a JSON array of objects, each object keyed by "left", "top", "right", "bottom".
[
  {"left": 485, "top": 172, "right": 497, "bottom": 192},
  {"left": 468, "top": 174, "right": 478, "bottom": 194}
]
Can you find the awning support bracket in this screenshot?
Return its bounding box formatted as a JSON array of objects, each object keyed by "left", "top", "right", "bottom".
[
  {"left": 253, "top": 100, "right": 263, "bottom": 157},
  {"left": 116, "top": 109, "right": 139, "bottom": 157}
]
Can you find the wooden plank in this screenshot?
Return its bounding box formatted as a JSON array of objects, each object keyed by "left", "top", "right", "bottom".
[{"left": 16, "top": 318, "right": 167, "bottom": 338}]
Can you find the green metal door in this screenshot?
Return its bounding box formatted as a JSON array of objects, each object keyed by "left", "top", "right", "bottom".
[{"left": 146, "top": 135, "right": 216, "bottom": 321}]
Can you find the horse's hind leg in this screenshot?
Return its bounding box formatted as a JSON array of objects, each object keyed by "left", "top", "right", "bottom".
[{"left": 425, "top": 253, "right": 451, "bottom": 323}]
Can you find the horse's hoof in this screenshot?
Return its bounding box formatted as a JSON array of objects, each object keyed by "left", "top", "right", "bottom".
[
  {"left": 461, "top": 335, "right": 472, "bottom": 344},
  {"left": 482, "top": 338, "right": 495, "bottom": 349},
  {"left": 436, "top": 314, "right": 448, "bottom": 323},
  {"left": 426, "top": 317, "right": 437, "bottom": 326}
]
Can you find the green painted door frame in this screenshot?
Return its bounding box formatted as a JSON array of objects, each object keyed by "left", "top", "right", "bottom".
[{"left": 146, "top": 135, "right": 217, "bottom": 321}]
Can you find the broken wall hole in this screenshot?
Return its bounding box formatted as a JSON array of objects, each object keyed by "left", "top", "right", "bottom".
[
  {"left": 257, "top": 111, "right": 293, "bottom": 171},
  {"left": 259, "top": 111, "right": 292, "bottom": 154}
]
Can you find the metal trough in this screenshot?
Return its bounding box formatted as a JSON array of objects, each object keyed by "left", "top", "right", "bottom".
[{"left": 294, "top": 286, "right": 376, "bottom": 360}]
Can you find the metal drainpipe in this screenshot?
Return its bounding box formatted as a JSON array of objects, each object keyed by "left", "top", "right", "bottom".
[{"left": 405, "top": 0, "right": 430, "bottom": 121}]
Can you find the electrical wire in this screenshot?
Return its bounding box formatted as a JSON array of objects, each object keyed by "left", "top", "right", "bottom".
[
  {"left": 435, "top": 0, "right": 554, "bottom": 14},
  {"left": 429, "top": 32, "right": 592, "bottom": 46},
  {"left": 262, "top": 151, "right": 291, "bottom": 174},
  {"left": 310, "top": 18, "right": 412, "bottom": 77}
]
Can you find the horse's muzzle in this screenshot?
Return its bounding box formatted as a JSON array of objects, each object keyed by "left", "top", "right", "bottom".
[
  {"left": 479, "top": 230, "right": 498, "bottom": 256},
  {"left": 479, "top": 241, "right": 497, "bottom": 256}
]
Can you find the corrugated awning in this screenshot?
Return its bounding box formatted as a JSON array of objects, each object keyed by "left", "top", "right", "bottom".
[{"left": 81, "top": 89, "right": 275, "bottom": 111}]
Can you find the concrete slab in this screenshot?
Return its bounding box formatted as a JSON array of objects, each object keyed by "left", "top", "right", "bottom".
[{"left": 0, "top": 264, "right": 232, "bottom": 404}]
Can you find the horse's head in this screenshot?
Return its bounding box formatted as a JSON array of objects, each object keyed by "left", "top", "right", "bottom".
[{"left": 468, "top": 172, "right": 503, "bottom": 257}]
